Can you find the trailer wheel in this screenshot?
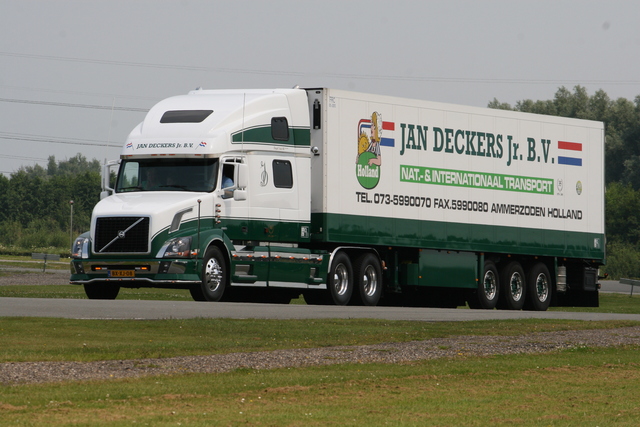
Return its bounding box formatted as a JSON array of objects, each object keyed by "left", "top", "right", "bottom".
[
  {"left": 524, "top": 263, "right": 551, "bottom": 311},
  {"left": 470, "top": 260, "right": 499, "bottom": 309},
  {"left": 499, "top": 261, "right": 526, "bottom": 310},
  {"left": 84, "top": 282, "right": 120, "bottom": 300},
  {"left": 191, "top": 246, "right": 227, "bottom": 302},
  {"left": 352, "top": 253, "right": 383, "bottom": 306},
  {"left": 328, "top": 252, "right": 353, "bottom": 305}
]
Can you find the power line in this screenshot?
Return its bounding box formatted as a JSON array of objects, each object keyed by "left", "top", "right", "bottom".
[
  {"left": 0, "top": 154, "right": 47, "bottom": 162},
  {"left": 0, "top": 132, "right": 122, "bottom": 148},
  {"left": 3, "top": 51, "right": 640, "bottom": 86},
  {"left": 0, "top": 97, "right": 148, "bottom": 112},
  {"left": 0, "top": 83, "right": 159, "bottom": 102}
]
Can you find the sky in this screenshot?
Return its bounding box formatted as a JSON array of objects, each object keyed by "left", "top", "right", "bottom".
[{"left": 1, "top": 0, "right": 639, "bottom": 176}]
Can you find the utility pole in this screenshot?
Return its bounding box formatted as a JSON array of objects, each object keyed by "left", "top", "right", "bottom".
[{"left": 69, "top": 200, "right": 74, "bottom": 251}]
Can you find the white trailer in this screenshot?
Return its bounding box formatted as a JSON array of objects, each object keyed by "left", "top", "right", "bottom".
[{"left": 71, "top": 88, "right": 605, "bottom": 310}]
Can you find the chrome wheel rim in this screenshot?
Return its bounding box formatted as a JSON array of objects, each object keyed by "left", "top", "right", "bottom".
[
  {"left": 362, "top": 265, "right": 378, "bottom": 297},
  {"left": 483, "top": 270, "right": 497, "bottom": 300},
  {"left": 509, "top": 272, "right": 524, "bottom": 302},
  {"left": 535, "top": 273, "right": 550, "bottom": 302},
  {"left": 333, "top": 263, "right": 349, "bottom": 296},
  {"left": 205, "top": 257, "right": 223, "bottom": 293}
]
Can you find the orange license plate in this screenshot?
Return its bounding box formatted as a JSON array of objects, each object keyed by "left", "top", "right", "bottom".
[{"left": 109, "top": 270, "right": 135, "bottom": 278}]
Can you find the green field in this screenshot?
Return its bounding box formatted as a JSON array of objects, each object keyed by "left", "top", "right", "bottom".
[
  {"left": 2, "top": 258, "right": 640, "bottom": 425},
  {"left": 1, "top": 318, "right": 639, "bottom": 426}
]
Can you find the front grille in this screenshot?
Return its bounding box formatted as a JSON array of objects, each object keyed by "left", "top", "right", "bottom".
[{"left": 95, "top": 217, "right": 150, "bottom": 253}]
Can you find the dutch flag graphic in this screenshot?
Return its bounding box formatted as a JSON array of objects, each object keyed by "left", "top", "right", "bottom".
[
  {"left": 557, "top": 141, "right": 582, "bottom": 166},
  {"left": 358, "top": 120, "right": 396, "bottom": 147}
]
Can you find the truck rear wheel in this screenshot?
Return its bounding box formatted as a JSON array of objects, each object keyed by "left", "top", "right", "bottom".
[
  {"left": 352, "top": 253, "right": 382, "bottom": 306},
  {"left": 499, "top": 261, "right": 526, "bottom": 310},
  {"left": 191, "top": 246, "right": 227, "bottom": 302},
  {"left": 470, "top": 260, "right": 499, "bottom": 309},
  {"left": 84, "top": 282, "right": 120, "bottom": 300},
  {"left": 328, "top": 252, "right": 353, "bottom": 305},
  {"left": 524, "top": 263, "right": 551, "bottom": 311}
]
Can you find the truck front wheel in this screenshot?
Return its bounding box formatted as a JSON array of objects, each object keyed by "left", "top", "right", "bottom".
[
  {"left": 328, "top": 252, "right": 353, "bottom": 305},
  {"left": 352, "top": 253, "right": 382, "bottom": 306},
  {"left": 84, "top": 282, "right": 120, "bottom": 300},
  {"left": 190, "top": 246, "right": 227, "bottom": 302}
]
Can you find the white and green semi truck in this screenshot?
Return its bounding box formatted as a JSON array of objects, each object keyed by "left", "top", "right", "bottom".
[{"left": 70, "top": 87, "right": 605, "bottom": 310}]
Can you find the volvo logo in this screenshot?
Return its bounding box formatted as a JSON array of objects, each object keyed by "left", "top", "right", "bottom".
[{"left": 118, "top": 230, "right": 126, "bottom": 239}]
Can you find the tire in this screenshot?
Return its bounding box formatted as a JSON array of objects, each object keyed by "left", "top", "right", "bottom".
[
  {"left": 303, "top": 290, "right": 330, "bottom": 305},
  {"left": 525, "top": 262, "right": 552, "bottom": 311},
  {"left": 191, "top": 246, "right": 227, "bottom": 302},
  {"left": 352, "top": 253, "right": 383, "bottom": 306},
  {"left": 328, "top": 251, "right": 353, "bottom": 305},
  {"left": 189, "top": 285, "right": 207, "bottom": 301},
  {"left": 470, "top": 260, "right": 499, "bottom": 309},
  {"left": 499, "top": 261, "right": 526, "bottom": 310},
  {"left": 84, "top": 282, "right": 120, "bottom": 300}
]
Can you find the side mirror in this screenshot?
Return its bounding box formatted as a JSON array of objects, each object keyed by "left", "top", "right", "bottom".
[
  {"left": 236, "top": 163, "right": 248, "bottom": 188},
  {"left": 102, "top": 160, "right": 120, "bottom": 193}
]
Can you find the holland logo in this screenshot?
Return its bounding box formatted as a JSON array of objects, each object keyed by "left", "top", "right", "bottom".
[
  {"left": 356, "top": 112, "right": 395, "bottom": 189},
  {"left": 126, "top": 142, "right": 133, "bottom": 149},
  {"left": 198, "top": 141, "right": 207, "bottom": 149},
  {"left": 557, "top": 141, "right": 582, "bottom": 166}
]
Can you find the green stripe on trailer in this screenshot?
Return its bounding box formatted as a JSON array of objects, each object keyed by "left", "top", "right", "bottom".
[{"left": 311, "top": 213, "right": 605, "bottom": 261}]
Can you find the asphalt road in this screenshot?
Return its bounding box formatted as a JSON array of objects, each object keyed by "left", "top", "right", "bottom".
[
  {"left": 1, "top": 274, "right": 639, "bottom": 321},
  {"left": 2, "top": 295, "right": 640, "bottom": 322}
]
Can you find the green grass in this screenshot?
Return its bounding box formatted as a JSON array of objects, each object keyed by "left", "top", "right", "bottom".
[
  {"left": 549, "top": 292, "right": 640, "bottom": 314},
  {"left": 0, "top": 317, "right": 636, "bottom": 363},
  {"left": 0, "top": 255, "right": 68, "bottom": 271},
  {"left": 0, "top": 284, "right": 195, "bottom": 300},
  {"left": 1, "top": 345, "right": 639, "bottom": 425}
]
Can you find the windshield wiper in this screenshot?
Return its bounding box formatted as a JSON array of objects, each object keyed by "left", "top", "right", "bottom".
[{"left": 158, "top": 184, "right": 188, "bottom": 190}]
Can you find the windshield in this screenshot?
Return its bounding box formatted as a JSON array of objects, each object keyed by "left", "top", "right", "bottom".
[{"left": 115, "top": 158, "right": 218, "bottom": 193}]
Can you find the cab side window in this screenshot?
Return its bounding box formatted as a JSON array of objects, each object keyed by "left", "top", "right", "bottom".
[
  {"left": 271, "top": 117, "right": 289, "bottom": 141},
  {"left": 221, "top": 163, "right": 235, "bottom": 189},
  {"left": 273, "top": 160, "right": 293, "bottom": 188}
]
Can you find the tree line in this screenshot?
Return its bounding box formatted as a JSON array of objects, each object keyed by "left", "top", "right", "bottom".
[
  {"left": 0, "top": 154, "right": 101, "bottom": 252},
  {"left": 489, "top": 86, "right": 640, "bottom": 278}
]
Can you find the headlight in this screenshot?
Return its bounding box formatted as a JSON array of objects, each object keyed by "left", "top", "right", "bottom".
[
  {"left": 71, "top": 237, "right": 90, "bottom": 259},
  {"left": 159, "top": 236, "right": 192, "bottom": 258}
]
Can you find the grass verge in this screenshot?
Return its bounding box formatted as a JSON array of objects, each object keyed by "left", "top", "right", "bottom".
[
  {"left": 0, "top": 317, "right": 637, "bottom": 363},
  {"left": 0, "top": 284, "right": 195, "bottom": 301},
  {"left": 1, "top": 345, "right": 639, "bottom": 425}
]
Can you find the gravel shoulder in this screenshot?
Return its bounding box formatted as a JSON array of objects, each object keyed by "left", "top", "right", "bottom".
[
  {"left": 2, "top": 326, "right": 640, "bottom": 385},
  {"left": 0, "top": 270, "right": 69, "bottom": 286}
]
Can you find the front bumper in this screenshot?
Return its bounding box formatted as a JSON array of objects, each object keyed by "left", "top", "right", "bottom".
[{"left": 69, "top": 258, "right": 201, "bottom": 286}]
